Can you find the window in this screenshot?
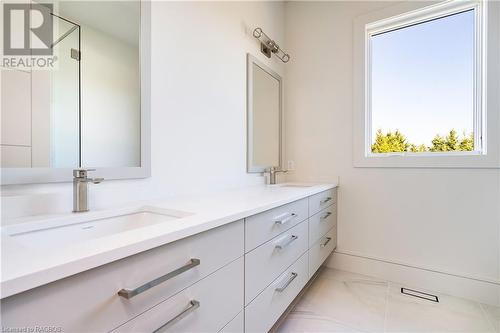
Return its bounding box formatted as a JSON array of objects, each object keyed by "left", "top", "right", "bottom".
[{"left": 365, "top": 1, "right": 484, "bottom": 156}]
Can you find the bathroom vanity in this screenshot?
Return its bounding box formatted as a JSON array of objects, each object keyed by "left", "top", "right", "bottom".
[
  {"left": 0, "top": 3, "right": 337, "bottom": 330},
  {"left": 1, "top": 184, "right": 337, "bottom": 332}
]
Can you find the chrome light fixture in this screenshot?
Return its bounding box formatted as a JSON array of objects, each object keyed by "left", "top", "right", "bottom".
[{"left": 253, "top": 27, "right": 290, "bottom": 63}]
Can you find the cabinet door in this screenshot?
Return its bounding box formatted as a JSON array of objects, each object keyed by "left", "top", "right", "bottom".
[
  {"left": 309, "top": 205, "right": 337, "bottom": 245},
  {"left": 245, "top": 198, "right": 308, "bottom": 252},
  {"left": 1, "top": 69, "right": 31, "bottom": 147},
  {"left": 309, "top": 188, "right": 337, "bottom": 216},
  {"left": 245, "top": 253, "right": 308, "bottom": 333},
  {"left": 309, "top": 227, "right": 337, "bottom": 277},
  {"left": 112, "top": 257, "right": 244, "bottom": 333},
  {"left": 245, "top": 220, "right": 308, "bottom": 304},
  {"left": 219, "top": 311, "right": 244, "bottom": 333}
]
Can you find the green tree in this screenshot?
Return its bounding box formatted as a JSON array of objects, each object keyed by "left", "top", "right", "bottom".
[
  {"left": 458, "top": 132, "right": 474, "bottom": 151},
  {"left": 371, "top": 129, "right": 410, "bottom": 153},
  {"left": 430, "top": 130, "right": 473, "bottom": 152},
  {"left": 430, "top": 134, "right": 448, "bottom": 152},
  {"left": 445, "top": 129, "right": 459, "bottom": 151},
  {"left": 409, "top": 144, "right": 428, "bottom": 152},
  {"left": 373, "top": 129, "right": 474, "bottom": 153}
]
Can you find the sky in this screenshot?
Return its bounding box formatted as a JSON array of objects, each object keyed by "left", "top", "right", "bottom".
[{"left": 371, "top": 10, "right": 475, "bottom": 146}]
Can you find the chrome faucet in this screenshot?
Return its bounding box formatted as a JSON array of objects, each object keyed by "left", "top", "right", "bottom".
[
  {"left": 73, "top": 169, "right": 103, "bottom": 213},
  {"left": 265, "top": 166, "right": 287, "bottom": 185}
]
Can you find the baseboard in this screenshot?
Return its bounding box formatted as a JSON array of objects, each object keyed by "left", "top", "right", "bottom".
[{"left": 327, "top": 251, "right": 500, "bottom": 307}]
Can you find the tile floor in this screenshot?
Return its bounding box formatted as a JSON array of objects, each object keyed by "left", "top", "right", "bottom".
[{"left": 277, "top": 268, "right": 500, "bottom": 333}]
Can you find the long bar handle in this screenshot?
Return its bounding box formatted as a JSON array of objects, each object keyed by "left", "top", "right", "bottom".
[
  {"left": 321, "top": 237, "right": 332, "bottom": 248},
  {"left": 320, "top": 197, "right": 333, "bottom": 205},
  {"left": 118, "top": 258, "right": 200, "bottom": 299},
  {"left": 275, "top": 272, "right": 298, "bottom": 292},
  {"left": 274, "top": 213, "right": 297, "bottom": 225},
  {"left": 152, "top": 300, "right": 200, "bottom": 333},
  {"left": 321, "top": 212, "right": 332, "bottom": 220},
  {"left": 275, "top": 235, "right": 298, "bottom": 250}
]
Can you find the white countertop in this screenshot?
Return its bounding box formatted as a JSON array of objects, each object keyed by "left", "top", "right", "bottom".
[{"left": 0, "top": 182, "right": 337, "bottom": 299}]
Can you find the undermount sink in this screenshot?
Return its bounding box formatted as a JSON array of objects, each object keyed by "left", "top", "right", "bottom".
[{"left": 7, "top": 207, "right": 193, "bottom": 248}]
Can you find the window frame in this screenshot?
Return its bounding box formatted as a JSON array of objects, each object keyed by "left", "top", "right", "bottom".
[{"left": 352, "top": 0, "right": 500, "bottom": 168}]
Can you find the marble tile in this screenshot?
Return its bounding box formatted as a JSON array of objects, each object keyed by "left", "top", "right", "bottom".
[
  {"left": 482, "top": 304, "right": 500, "bottom": 333},
  {"left": 290, "top": 268, "right": 389, "bottom": 332},
  {"left": 385, "top": 283, "right": 494, "bottom": 333},
  {"left": 320, "top": 269, "right": 388, "bottom": 284},
  {"left": 277, "top": 312, "right": 362, "bottom": 333}
]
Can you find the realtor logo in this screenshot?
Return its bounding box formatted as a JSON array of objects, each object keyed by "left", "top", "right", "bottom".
[{"left": 3, "top": 3, "right": 53, "bottom": 56}]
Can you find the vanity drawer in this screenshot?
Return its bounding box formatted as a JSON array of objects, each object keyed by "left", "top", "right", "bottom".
[
  {"left": 112, "top": 257, "right": 243, "bottom": 333},
  {"left": 309, "top": 188, "right": 337, "bottom": 216},
  {"left": 309, "top": 227, "right": 337, "bottom": 277},
  {"left": 245, "top": 220, "right": 308, "bottom": 304},
  {"left": 309, "top": 205, "right": 337, "bottom": 245},
  {"left": 219, "top": 311, "right": 244, "bottom": 333},
  {"left": 245, "top": 252, "right": 308, "bottom": 333},
  {"left": 245, "top": 198, "right": 308, "bottom": 252},
  {"left": 1, "top": 221, "right": 244, "bottom": 333}
]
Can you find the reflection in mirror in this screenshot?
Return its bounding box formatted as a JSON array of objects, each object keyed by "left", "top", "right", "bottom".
[
  {"left": 56, "top": 0, "right": 141, "bottom": 168},
  {"left": 1, "top": 14, "right": 80, "bottom": 168},
  {"left": 0, "top": 1, "right": 141, "bottom": 171},
  {"left": 247, "top": 54, "right": 282, "bottom": 173},
  {"left": 70, "top": 1, "right": 141, "bottom": 167}
]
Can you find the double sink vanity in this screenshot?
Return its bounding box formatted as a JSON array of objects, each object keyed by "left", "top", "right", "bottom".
[{"left": 1, "top": 183, "right": 337, "bottom": 332}]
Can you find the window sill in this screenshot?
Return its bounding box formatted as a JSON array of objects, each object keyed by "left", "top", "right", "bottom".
[{"left": 353, "top": 153, "right": 499, "bottom": 169}]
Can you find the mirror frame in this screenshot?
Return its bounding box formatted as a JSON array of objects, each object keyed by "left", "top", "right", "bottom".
[
  {"left": 1, "top": 1, "right": 151, "bottom": 185},
  {"left": 246, "top": 53, "right": 284, "bottom": 173}
]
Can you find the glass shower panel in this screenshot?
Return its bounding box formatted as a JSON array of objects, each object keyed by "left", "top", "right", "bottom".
[{"left": 48, "top": 17, "right": 80, "bottom": 167}]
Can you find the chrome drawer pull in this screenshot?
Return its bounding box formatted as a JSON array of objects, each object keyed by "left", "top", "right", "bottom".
[
  {"left": 275, "top": 272, "right": 298, "bottom": 292},
  {"left": 153, "top": 300, "right": 200, "bottom": 333},
  {"left": 274, "top": 213, "right": 297, "bottom": 225},
  {"left": 320, "top": 197, "right": 332, "bottom": 205},
  {"left": 321, "top": 212, "right": 332, "bottom": 220},
  {"left": 118, "top": 258, "right": 200, "bottom": 299},
  {"left": 320, "top": 237, "right": 332, "bottom": 248},
  {"left": 275, "top": 235, "right": 298, "bottom": 250}
]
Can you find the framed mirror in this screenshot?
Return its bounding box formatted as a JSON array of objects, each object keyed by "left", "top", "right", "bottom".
[
  {"left": 246, "top": 54, "right": 283, "bottom": 173},
  {"left": 1, "top": 1, "right": 150, "bottom": 184}
]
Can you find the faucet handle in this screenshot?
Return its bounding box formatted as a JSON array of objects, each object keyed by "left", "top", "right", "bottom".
[
  {"left": 91, "top": 177, "right": 104, "bottom": 184},
  {"left": 73, "top": 168, "right": 96, "bottom": 178},
  {"left": 265, "top": 167, "right": 287, "bottom": 174}
]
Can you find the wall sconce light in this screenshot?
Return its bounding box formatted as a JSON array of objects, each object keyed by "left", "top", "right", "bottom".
[{"left": 253, "top": 27, "right": 290, "bottom": 63}]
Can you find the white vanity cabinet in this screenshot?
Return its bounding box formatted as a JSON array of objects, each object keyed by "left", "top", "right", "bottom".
[
  {"left": 1, "top": 221, "right": 245, "bottom": 332},
  {"left": 244, "top": 188, "right": 337, "bottom": 332},
  {"left": 1, "top": 186, "right": 337, "bottom": 333}
]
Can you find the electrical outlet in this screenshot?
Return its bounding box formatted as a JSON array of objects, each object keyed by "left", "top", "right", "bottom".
[{"left": 287, "top": 160, "right": 295, "bottom": 171}]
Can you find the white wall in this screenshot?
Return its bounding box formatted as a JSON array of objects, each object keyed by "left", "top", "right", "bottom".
[
  {"left": 1, "top": 1, "right": 286, "bottom": 219},
  {"left": 284, "top": 1, "right": 500, "bottom": 305}
]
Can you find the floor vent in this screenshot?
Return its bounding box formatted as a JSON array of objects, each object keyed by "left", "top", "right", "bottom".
[{"left": 401, "top": 287, "right": 439, "bottom": 303}]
